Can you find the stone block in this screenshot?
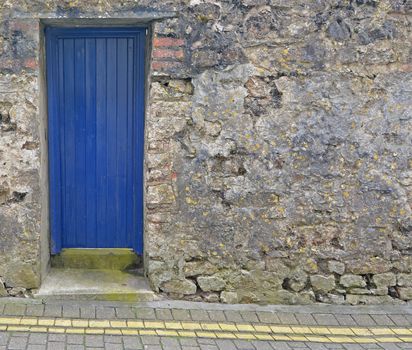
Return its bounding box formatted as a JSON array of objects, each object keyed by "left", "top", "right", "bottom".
[
  {"left": 183, "top": 261, "right": 218, "bottom": 277},
  {"left": 160, "top": 279, "right": 197, "bottom": 295},
  {"left": 327, "top": 261, "right": 345, "bottom": 275},
  {"left": 0, "top": 279, "right": 8, "bottom": 297},
  {"left": 348, "top": 288, "right": 387, "bottom": 296},
  {"left": 373, "top": 272, "right": 396, "bottom": 288},
  {"left": 397, "top": 273, "right": 412, "bottom": 287},
  {"left": 346, "top": 258, "right": 392, "bottom": 275},
  {"left": 265, "top": 258, "right": 290, "bottom": 276},
  {"left": 340, "top": 274, "right": 366, "bottom": 288},
  {"left": 286, "top": 269, "right": 308, "bottom": 292},
  {"left": 310, "top": 274, "right": 335, "bottom": 293},
  {"left": 303, "top": 258, "right": 319, "bottom": 273},
  {"left": 197, "top": 276, "right": 226, "bottom": 292},
  {"left": 346, "top": 295, "right": 397, "bottom": 305},
  {"left": 4, "top": 264, "right": 39, "bottom": 289},
  {"left": 220, "top": 291, "right": 238, "bottom": 304},
  {"left": 317, "top": 293, "right": 345, "bottom": 304},
  {"left": 398, "top": 287, "right": 412, "bottom": 301}
]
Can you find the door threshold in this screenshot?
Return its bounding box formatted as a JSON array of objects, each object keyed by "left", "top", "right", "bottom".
[
  {"left": 35, "top": 268, "right": 157, "bottom": 302},
  {"left": 51, "top": 248, "right": 141, "bottom": 271}
]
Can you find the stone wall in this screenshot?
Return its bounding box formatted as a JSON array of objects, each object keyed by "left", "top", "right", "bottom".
[{"left": 0, "top": 0, "right": 411, "bottom": 304}]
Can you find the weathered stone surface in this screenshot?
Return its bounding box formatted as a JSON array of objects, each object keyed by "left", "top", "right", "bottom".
[
  {"left": 393, "top": 258, "right": 412, "bottom": 273},
  {"left": 310, "top": 275, "right": 335, "bottom": 293},
  {"left": 340, "top": 275, "right": 366, "bottom": 289},
  {"left": 345, "top": 258, "right": 392, "bottom": 275},
  {"left": 285, "top": 269, "right": 308, "bottom": 292},
  {"left": 317, "top": 293, "right": 345, "bottom": 305},
  {"left": 348, "top": 288, "right": 387, "bottom": 296},
  {"left": 197, "top": 276, "right": 226, "bottom": 292},
  {"left": 346, "top": 295, "right": 401, "bottom": 305},
  {"left": 373, "top": 273, "right": 396, "bottom": 288},
  {"left": 220, "top": 291, "right": 238, "bottom": 304},
  {"left": 183, "top": 261, "right": 218, "bottom": 277},
  {"left": 160, "top": 279, "right": 197, "bottom": 295},
  {"left": 397, "top": 274, "right": 412, "bottom": 287},
  {"left": 328, "top": 261, "right": 345, "bottom": 275},
  {"left": 398, "top": 288, "right": 412, "bottom": 301},
  {"left": 202, "top": 292, "right": 220, "bottom": 303},
  {"left": 147, "top": 184, "right": 175, "bottom": 206},
  {"left": 0, "top": 279, "right": 7, "bottom": 297}
]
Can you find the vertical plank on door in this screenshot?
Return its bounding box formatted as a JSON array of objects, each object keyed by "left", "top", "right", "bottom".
[
  {"left": 85, "top": 38, "right": 97, "bottom": 248},
  {"left": 96, "top": 37, "right": 108, "bottom": 248}
]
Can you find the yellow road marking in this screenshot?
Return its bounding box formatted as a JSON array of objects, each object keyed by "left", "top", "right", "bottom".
[
  {"left": 181, "top": 322, "right": 202, "bottom": 330},
  {"left": 235, "top": 332, "right": 256, "bottom": 340},
  {"left": 156, "top": 329, "right": 179, "bottom": 337},
  {"left": 38, "top": 319, "right": 55, "bottom": 326},
  {"left": 219, "top": 323, "right": 237, "bottom": 331},
  {"left": 270, "top": 326, "right": 294, "bottom": 334},
  {"left": 306, "top": 336, "right": 330, "bottom": 343},
  {"left": 89, "top": 320, "right": 110, "bottom": 328},
  {"left": 351, "top": 327, "right": 373, "bottom": 336},
  {"left": 48, "top": 327, "right": 66, "bottom": 334},
  {"left": 126, "top": 321, "right": 144, "bottom": 328},
  {"left": 0, "top": 315, "right": 408, "bottom": 343},
  {"left": 55, "top": 319, "right": 71, "bottom": 327},
  {"left": 310, "top": 327, "right": 331, "bottom": 335},
  {"left": 85, "top": 328, "right": 104, "bottom": 334},
  {"left": 370, "top": 328, "right": 395, "bottom": 335},
  {"left": 20, "top": 318, "right": 38, "bottom": 326},
  {"left": 144, "top": 321, "right": 165, "bottom": 329},
  {"left": 165, "top": 322, "right": 183, "bottom": 330},
  {"left": 254, "top": 325, "right": 271, "bottom": 333},
  {"left": 254, "top": 333, "right": 273, "bottom": 340},
  {"left": 236, "top": 324, "right": 255, "bottom": 332},
  {"left": 0, "top": 317, "right": 21, "bottom": 325},
  {"left": 328, "top": 327, "right": 355, "bottom": 335},
  {"left": 71, "top": 319, "right": 87, "bottom": 327},
  {"left": 65, "top": 328, "right": 85, "bottom": 334},
  {"left": 392, "top": 328, "right": 412, "bottom": 335},
  {"left": 110, "top": 321, "right": 127, "bottom": 328},
  {"left": 178, "top": 331, "right": 197, "bottom": 337},
  {"left": 196, "top": 331, "right": 216, "bottom": 338},
  {"left": 201, "top": 323, "right": 221, "bottom": 331},
  {"left": 7, "top": 326, "right": 30, "bottom": 332}
]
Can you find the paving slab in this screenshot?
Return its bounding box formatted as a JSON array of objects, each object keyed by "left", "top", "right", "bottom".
[{"left": 0, "top": 299, "right": 411, "bottom": 349}]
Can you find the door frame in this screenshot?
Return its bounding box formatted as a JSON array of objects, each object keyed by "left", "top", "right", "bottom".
[{"left": 45, "top": 26, "right": 147, "bottom": 254}]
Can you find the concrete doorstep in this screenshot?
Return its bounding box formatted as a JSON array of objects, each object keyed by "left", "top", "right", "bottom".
[{"left": 34, "top": 268, "right": 156, "bottom": 302}]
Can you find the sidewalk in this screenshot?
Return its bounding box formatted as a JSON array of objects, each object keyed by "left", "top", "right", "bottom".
[{"left": 0, "top": 298, "right": 411, "bottom": 349}]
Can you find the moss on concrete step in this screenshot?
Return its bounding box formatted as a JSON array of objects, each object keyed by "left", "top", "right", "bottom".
[{"left": 51, "top": 249, "right": 140, "bottom": 271}]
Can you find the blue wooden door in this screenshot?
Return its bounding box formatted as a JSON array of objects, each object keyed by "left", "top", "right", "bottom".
[{"left": 46, "top": 27, "right": 145, "bottom": 254}]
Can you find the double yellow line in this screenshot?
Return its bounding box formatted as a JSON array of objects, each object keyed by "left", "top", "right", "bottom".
[{"left": 0, "top": 316, "right": 411, "bottom": 343}]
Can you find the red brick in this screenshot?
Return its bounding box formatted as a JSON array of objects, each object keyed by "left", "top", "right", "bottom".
[
  {"left": 9, "top": 20, "right": 39, "bottom": 33},
  {"left": 400, "top": 64, "right": 412, "bottom": 72},
  {"left": 152, "top": 61, "right": 182, "bottom": 71},
  {"left": 153, "top": 37, "right": 184, "bottom": 48},
  {"left": 153, "top": 49, "right": 184, "bottom": 60},
  {"left": 24, "top": 58, "right": 37, "bottom": 69}
]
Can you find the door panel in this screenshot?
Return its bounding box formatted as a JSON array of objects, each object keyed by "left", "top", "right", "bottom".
[{"left": 46, "top": 28, "right": 145, "bottom": 254}]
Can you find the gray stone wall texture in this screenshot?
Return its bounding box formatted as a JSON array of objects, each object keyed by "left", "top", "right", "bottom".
[{"left": 0, "top": 0, "right": 411, "bottom": 304}]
